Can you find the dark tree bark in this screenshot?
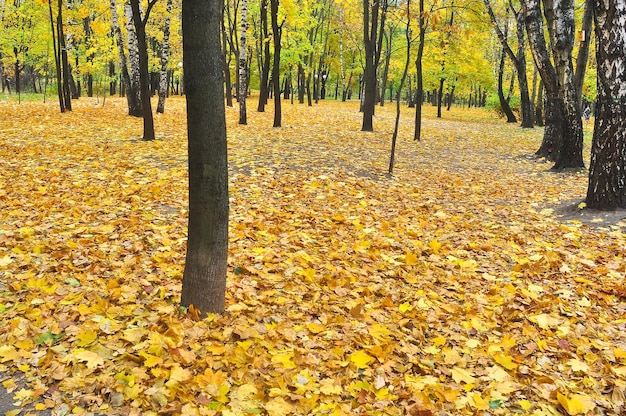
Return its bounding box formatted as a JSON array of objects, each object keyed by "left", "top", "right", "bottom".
[
  {"left": 157, "top": 0, "right": 172, "bottom": 113},
  {"left": 129, "top": 0, "right": 158, "bottom": 141},
  {"left": 484, "top": 0, "right": 533, "bottom": 127},
  {"left": 57, "top": 0, "right": 72, "bottom": 111},
  {"left": 361, "top": 0, "right": 387, "bottom": 131},
  {"left": 271, "top": 0, "right": 282, "bottom": 127},
  {"left": 257, "top": 0, "right": 271, "bottom": 112},
  {"left": 535, "top": 79, "right": 544, "bottom": 126},
  {"left": 221, "top": 4, "right": 233, "bottom": 107},
  {"left": 389, "top": 0, "right": 411, "bottom": 174},
  {"left": 181, "top": 0, "right": 229, "bottom": 315},
  {"left": 48, "top": 0, "right": 64, "bottom": 112},
  {"left": 414, "top": 0, "right": 425, "bottom": 140},
  {"left": 525, "top": 0, "right": 578, "bottom": 168},
  {"left": 437, "top": 77, "right": 444, "bottom": 118},
  {"left": 585, "top": 0, "right": 626, "bottom": 210},
  {"left": 498, "top": 44, "right": 517, "bottom": 122}
]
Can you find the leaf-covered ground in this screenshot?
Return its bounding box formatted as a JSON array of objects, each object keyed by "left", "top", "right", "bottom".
[{"left": 0, "top": 97, "right": 625, "bottom": 416}]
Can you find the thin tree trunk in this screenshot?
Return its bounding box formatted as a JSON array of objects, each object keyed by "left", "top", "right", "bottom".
[
  {"left": 257, "top": 0, "right": 270, "bottom": 111},
  {"left": 126, "top": 1, "right": 142, "bottom": 116},
  {"left": 574, "top": 0, "right": 593, "bottom": 107},
  {"left": 238, "top": 0, "right": 247, "bottom": 124},
  {"left": 271, "top": 0, "right": 282, "bottom": 127},
  {"left": 57, "top": 0, "right": 71, "bottom": 111},
  {"left": 157, "top": 0, "right": 172, "bottom": 113},
  {"left": 361, "top": 0, "right": 380, "bottom": 131},
  {"left": 389, "top": 0, "right": 411, "bottom": 174},
  {"left": 48, "top": 0, "right": 64, "bottom": 112},
  {"left": 110, "top": 0, "right": 139, "bottom": 115},
  {"left": 414, "top": 0, "right": 425, "bottom": 140},
  {"left": 129, "top": 0, "right": 157, "bottom": 141},
  {"left": 498, "top": 49, "right": 517, "bottom": 123}
]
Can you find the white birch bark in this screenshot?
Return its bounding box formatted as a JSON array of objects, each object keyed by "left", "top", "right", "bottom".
[{"left": 238, "top": 0, "right": 248, "bottom": 124}]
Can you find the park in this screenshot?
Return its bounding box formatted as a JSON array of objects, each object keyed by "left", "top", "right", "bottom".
[
  {"left": 1, "top": 0, "right": 626, "bottom": 413},
  {"left": 0, "top": 94, "right": 624, "bottom": 414}
]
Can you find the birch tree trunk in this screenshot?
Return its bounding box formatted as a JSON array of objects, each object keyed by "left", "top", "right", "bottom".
[
  {"left": 110, "top": 0, "right": 139, "bottom": 115},
  {"left": 525, "top": 0, "right": 565, "bottom": 162},
  {"left": 238, "top": 0, "right": 247, "bottom": 124},
  {"left": 157, "top": 0, "right": 172, "bottom": 114},
  {"left": 585, "top": 0, "right": 626, "bottom": 209},
  {"left": 125, "top": 1, "right": 142, "bottom": 116},
  {"left": 544, "top": 0, "right": 584, "bottom": 170},
  {"left": 271, "top": 0, "right": 282, "bottom": 127},
  {"left": 257, "top": 0, "right": 271, "bottom": 111}
]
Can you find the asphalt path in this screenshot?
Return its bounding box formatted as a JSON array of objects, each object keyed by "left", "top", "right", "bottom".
[{"left": 0, "top": 373, "right": 53, "bottom": 416}]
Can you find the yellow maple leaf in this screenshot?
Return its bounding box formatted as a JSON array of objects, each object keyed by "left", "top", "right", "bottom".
[
  {"left": 272, "top": 350, "right": 296, "bottom": 369},
  {"left": 350, "top": 350, "right": 373, "bottom": 369},
  {"left": 306, "top": 322, "right": 326, "bottom": 334},
  {"left": 557, "top": 392, "right": 596, "bottom": 415},
  {"left": 73, "top": 350, "right": 104, "bottom": 369},
  {"left": 166, "top": 364, "right": 192, "bottom": 387},
  {"left": 494, "top": 354, "right": 518, "bottom": 370},
  {"left": 450, "top": 367, "right": 476, "bottom": 384},
  {"left": 567, "top": 359, "right": 590, "bottom": 373},
  {"left": 432, "top": 336, "right": 446, "bottom": 347},
  {"left": 399, "top": 302, "right": 413, "bottom": 313},
  {"left": 428, "top": 239, "right": 442, "bottom": 254},
  {"left": 405, "top": 250, "right": 418, "bottom": 265},
  {"left": 76, "top": 330, "right": 98, "bottom": 347},
  {"left": 368, "top": 323, "right": 390, "bottom": 340},
  {"left": 139, "top": 351, "right": 164, "bottom": 368},
  {"left": 518, "top": 399, "right": 532, "bottom": 410},
  {"left": 470, "top": 393, "right": 490, "bottom": 410},
  {"left": 264, "top": 397, "right": 294, "bottom": 416}
]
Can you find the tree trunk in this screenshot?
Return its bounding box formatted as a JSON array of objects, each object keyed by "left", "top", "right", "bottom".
[
  {"left": 238, "top": 0, "right": 247, "bottom": 124},
  {"left": 361, "top": 0, "right": 380, "bottom": 131},
  {"left": 48, "top": 0, "right": 64, "bottom": 112},
  {"left": 413, "top": 0, "right": 425, "bottom": 140},
  {"left": 271, "top": 0, "right": 282, "bottom": 127},
  {"left": 157, "top": 0, "right": 172, "bottom": 113},
  {"left": 484, "top": 0, "right": 533, "bottom": 127},
  {"left": 130, "top": 0, "right": 156, "bottom": 141},
  {"left": 535, "top": 79, "right": 544, "bottom": 126},
  {"left": 110, "top": 0, "right": 139, "bottom": 115},
  {"left": 574, "top": 0, "right": 593, "bottom": 106},
  {"left": 257, "top": 0, "right": 270, "bottom": 112},
  {"left": 221, "top": 5, "right": 233, "bottom": 107},
  {"left": 437, "top": 78, "right": 444, "bottom": 118},
  {"left": 585, "top": 0, "right": 626, "bottom": 209},
  {"left": 498, "top": 45, "right": 517, "bottom": 122},
  {"left": 389, "top": 0, "right": 411, "bottom": 174},
  {"left": 379, "top": 30, "right": 392, "bottom": 107},
  {"left": 57, "top": 0, "right": 72, "bottom": 111},
  {"left": 544, "top": 0, "right": 584, "bottom": 170},
  {"left": 525, "top": 0, "right": 561, "bottom": 160},
  {"left": 513, "top": 8, "right": 533, "bottom": 127},
  {"left": 181, "top": 0, "right": 229, "bottom": 315},
  {"left": 126, "top": 2, "right": 142, "bottom": 116}
]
